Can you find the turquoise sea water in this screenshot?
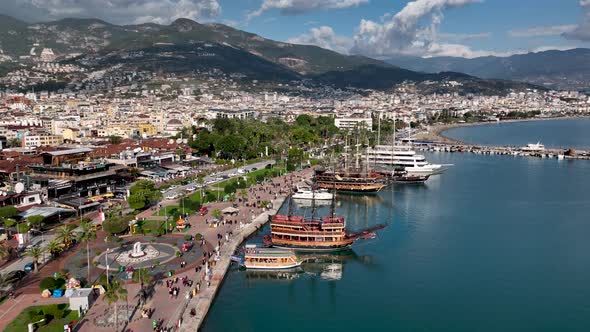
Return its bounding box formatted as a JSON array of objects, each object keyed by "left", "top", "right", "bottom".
[
  {"left": 442, "top": 117, "right": 590, "bottom": 150},
  {"left": 202, "top": 122, "right": 590, "bottom": 332}
]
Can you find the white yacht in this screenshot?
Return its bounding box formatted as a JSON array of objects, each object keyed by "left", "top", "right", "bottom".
[
  {"left": 291, "top": 188, "right": 333, "bottom": 200},
  {"left": 520, "top": 142, "right": 545, "bottom": 152},
  {"left": 364, "top": 144, "right": 452, "bottom": 176}
]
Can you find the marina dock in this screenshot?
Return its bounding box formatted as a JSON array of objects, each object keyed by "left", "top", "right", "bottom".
[
  {"left": 415, "top": 142, "right": 590, "bottom": 160},
  {"left": 178, "top": 195, "right": 287, "bottom": 331}
]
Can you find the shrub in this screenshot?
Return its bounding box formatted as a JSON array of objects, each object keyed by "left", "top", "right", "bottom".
[
  {"left": 175, "top": 251, "right": 182, "bottom": 257},
  {"left": 97, "top": 275, "right": 108, "bottom": 288},
  {"left": 103, "top": 217, "right": 129, "bottom": 234},
  {"left": 184, "top": 235, "right": 192, "bottom": 241},
  {"left": 195, "top": 233, "right": 203, "bottom": 240},
  {"left": 43, "top": 305, "right": 65, "bottom": 319},
  {"left": 54, "top": 278, "right": 66, "bottom": 289},
  {"left": 39, "top": 277, "right": 56, "bottom": 291},
  {"left": 95, "top": 250, "right": 102, "bottom": 256},
  {"left": 93, "top": 261, "right": 99, "bottom": 267}
]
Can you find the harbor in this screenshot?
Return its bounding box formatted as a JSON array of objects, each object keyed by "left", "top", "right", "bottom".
[{"left": 202, "top": 148, "right": 590, "bottom": 332}]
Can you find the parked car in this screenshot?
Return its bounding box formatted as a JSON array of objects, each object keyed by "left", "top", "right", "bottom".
[
  {"left": 199, "top": 207, "right": 209, "bottom": 216},
  {"left": 6, "top": 270, "right": 26, "bottom": 284},
  {"left": 165, "top": 194, "right": 178, "bottom": 200},
  {"left": 24, "top": 262, "right": 34, "bottom": 272}
]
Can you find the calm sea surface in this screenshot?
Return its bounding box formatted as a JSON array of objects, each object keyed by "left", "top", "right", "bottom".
[
  {"left": 442, "top": 117, "right": 590, "bottom": 150},
  {"left": 202, "top": 122, "right": 590, "bottom": 332}
]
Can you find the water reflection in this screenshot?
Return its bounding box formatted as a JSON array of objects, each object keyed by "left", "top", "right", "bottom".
[{"left": 241, "top": 250, "right": 378, "bottom": 283}]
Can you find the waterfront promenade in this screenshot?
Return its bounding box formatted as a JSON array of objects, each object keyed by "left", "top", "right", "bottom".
[{"left": 76, "top": 167, "right": 313, "bottom": 332}]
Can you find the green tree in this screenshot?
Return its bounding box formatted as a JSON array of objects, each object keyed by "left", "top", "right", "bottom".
[
  {"left": 25, "top": 246, "right": 44, "bottom": 273},
  {"left": 104, "top": 280, "right": 128, "bottom": 331},
  {"left": 55, "top": 224, "right": 76, "bottom": 248},
  {"left": 27, "top": 215, "right": 45, "bottom": 230},
  {"left": 0, "top": 245, "right": 9, "bottom": 260},
  {"left": 7, "top": 138, "right": 21, "bottom": 148},
  {"left": 211, "top": 208, "right": 222, "bottom": 220},
  {"left": 295, "top": 114, "right": 313, "bottom": 127},
  {"left": 103, "top": 217, "right": 129, "bottom": 235},
  {"left": 128, "top": 180, "right": 161, "bottom": 210},
  {"left": 46, "top": 239, "right": 63, "bottom": 258},
  {"left": 0, "top": 206, "right": 18, "bottom": 237},
  {"left": 77, "top": 220, "right": 97, "bottom": 282},
  {"left": 287, "top": 148, "right": 304, "bottom": 171},
  {"left": 108, "top": 135, "right": 123, "bottom": 144}
]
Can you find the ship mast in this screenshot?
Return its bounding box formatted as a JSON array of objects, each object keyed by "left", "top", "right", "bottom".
[
  {"left": 391, "top": 111, "right": 396, "bottom": 170},
  {"left": 310, "top": 184, "right": 317, "bottom": 221},
  {"left": 287, "top": 175, "right": 294, "bottom": 221},
  {"left": 377, "top": 111, "right": 381, "bottom": 146}
]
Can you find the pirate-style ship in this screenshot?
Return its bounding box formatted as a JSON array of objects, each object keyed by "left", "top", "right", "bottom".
[{"left": 265, "top": 182, "right": 385, "bottom": 252}]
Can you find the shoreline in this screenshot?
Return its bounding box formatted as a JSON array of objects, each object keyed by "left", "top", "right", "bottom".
[{"left": 415, "top": 116, "right": 590, "bottom": 146}]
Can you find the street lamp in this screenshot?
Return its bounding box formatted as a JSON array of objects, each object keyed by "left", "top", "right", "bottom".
[{"left": 105, "top": 248, "right": 110, "bottom": 286}]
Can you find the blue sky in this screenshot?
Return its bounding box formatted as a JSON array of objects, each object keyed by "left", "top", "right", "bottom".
[
  {"left": 220, "top": 0, "right": 589, "bottom": 58},
  {"left": 3, "top": 0, "right": 589, "bottom": 58}
]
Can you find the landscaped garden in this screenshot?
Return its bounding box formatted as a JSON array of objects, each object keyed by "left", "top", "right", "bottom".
[{"left": 5, "top": 304, "right": 78, "bottom": 332}]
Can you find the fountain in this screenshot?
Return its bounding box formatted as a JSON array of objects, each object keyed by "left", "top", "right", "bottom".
[{"left": 129, "top": 242, "right": 146, "bottom": 258}]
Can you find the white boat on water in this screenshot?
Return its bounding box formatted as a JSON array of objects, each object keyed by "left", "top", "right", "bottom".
[
  {"left": 292, "top": 188, "right": 333, "bottom": 200},
  {"left": 364, "top": 144, "right": 452, "bottom": 176},
  {"left": 521, "top": 142, "right": 545, "bottom": 152}
]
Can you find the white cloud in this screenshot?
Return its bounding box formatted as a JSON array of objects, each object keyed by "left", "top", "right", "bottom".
[
  {"left": 247, "top": 0, "right": 368, "bottom": 20},
  {"left": 352, "top": 0, "right": 481, "bottom": 57},
  {"left": 563, "top": 0, "right": 590, "bottom": 41},
  {"left": 2, "top": 0, "right": 221, "bottom": 25},
  {"left": 509, "top": 25, "right": 577, "bottom": 37},
  {"left": 288, "top": 26, "right": 353, "bottom": 54}
]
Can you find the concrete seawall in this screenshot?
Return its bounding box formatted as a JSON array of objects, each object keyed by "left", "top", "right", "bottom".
[{"left": 178, "top": 195, "right": 287, "bottom": 331}]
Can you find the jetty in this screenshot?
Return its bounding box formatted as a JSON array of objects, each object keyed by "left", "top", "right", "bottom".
[{"left": 414, "top": 142, "right": 590, "bottom": 160}]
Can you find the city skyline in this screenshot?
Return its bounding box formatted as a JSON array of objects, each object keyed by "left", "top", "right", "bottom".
[{"left": 1, "top": 0, "right": 589, "bottom": 59}]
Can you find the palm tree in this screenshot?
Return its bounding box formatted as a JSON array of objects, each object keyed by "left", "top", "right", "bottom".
[
  {"left": 55, "top": 224, "right": 76, "bottom": 248},
  {"left": 46, "top": 240, "right": 63, "bottom": 258},
  {"left": 76, "top": 221, "right": 97, "bottom": 282},
  {"left": 25, "top": 246, "right": 44, "bottom": 273},
  {"left": 239, "top": 189, "right": 248, "bottom": 202},
  {"left": 197, "top": 176, "right": 205, "bottom": 201},
  {"left": 0, "top": 245, "right": 9, "bottom": 260},
  {"left": 104, "top": 280, "right": 128, "bottom": 331},
  {"left": 211, "top": 208, "right": 222, "bottom": 220}
]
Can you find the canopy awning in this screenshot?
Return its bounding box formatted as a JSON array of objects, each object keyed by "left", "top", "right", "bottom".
[{"left": 222, "top": 206, "right": 240, "bottom": 214}]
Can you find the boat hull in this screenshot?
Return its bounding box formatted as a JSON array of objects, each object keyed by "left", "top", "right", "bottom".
[
  {"left": 272, "top": 244, "right": 353, "bottom": 252},
  {"left": 244, "top": 262, "right": 302, "bottom": 270}
]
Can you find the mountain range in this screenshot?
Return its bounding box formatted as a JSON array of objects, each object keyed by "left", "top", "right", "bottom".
[
  {"left": 385, "top": 49, "right": 590, "bottom": 91},
  {"left": 0, "top": 15, "right": 546, "bottom": 94}
]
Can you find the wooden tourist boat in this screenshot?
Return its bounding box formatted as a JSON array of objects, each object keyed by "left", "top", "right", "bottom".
[
  {"left": 314, "top": 169, "right": 385, "bottom": 193},
  {"left": 266, "top": 214, "right": 385, "bottom": 252},
  {"left": 242, "top": 244, "right": 302, "bottom": 270}
]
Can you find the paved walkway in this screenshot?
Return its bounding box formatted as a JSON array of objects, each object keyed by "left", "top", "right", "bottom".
[{"left": 77, "top": 167, "right": 313, "bottom": 332}]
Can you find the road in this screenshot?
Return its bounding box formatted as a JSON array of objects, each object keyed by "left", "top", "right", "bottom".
[{"left": 159, "top": 159, "right": 277, "bottom": 201}]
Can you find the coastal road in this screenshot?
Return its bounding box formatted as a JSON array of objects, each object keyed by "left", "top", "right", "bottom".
[{"left": 160, "top": 159, "right": 277, "bottom": 200}]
